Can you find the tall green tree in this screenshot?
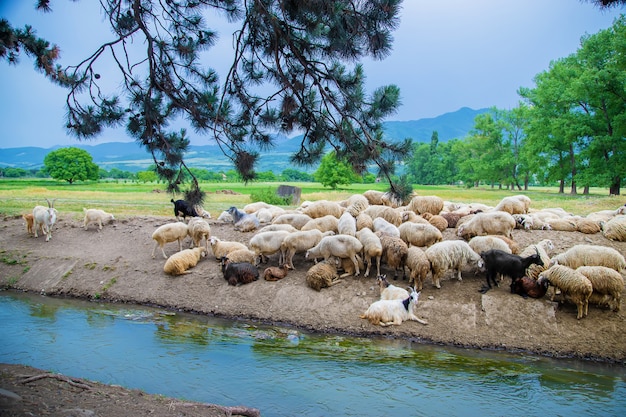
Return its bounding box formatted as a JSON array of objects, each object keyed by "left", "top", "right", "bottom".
[
  {"left": 43, "top": 147, "right": 99, "bottom": 184},
  {"left": 2, "top": 0, "right": 409, "bottom": 202},
  {"left": 314, "top": 151, "right": 357, "bottom": 189}
]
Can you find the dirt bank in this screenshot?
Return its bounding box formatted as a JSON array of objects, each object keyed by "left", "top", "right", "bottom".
[{"left": 1, "top": 213, "right": 625, "bottom": 363}]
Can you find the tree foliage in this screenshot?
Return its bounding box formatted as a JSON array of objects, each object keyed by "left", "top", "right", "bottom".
[
  {"left": 43, "top": 147, "right": 99, "bottom": 184},
  {"left": 2, "top": 0, "right": 409, "bottom": 203},
  {"left": 314, "top": 151, "right": 357, "bottom": 189}
]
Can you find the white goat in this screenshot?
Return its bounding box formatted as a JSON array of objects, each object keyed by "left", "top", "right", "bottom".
[
  {"left": 360, "top": 288, "right": 427, "bottom": 326},
  {"left": 33, "top": 198, "right": 57, "bottom": 242}
]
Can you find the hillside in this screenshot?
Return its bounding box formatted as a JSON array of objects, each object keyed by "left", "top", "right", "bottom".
[{"left": 0, "top": 107, "right": 489, "bottom": 173}]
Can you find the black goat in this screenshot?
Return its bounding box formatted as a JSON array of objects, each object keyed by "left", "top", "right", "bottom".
[
  {"left": 171, "top": 199, "right": 198, "bottom": 221},
  {"left": 220, "top": 257, "right": 259, "bottom": 286},
  {"left": 479, "top": 249, "right": 543, "bottom": 294}
]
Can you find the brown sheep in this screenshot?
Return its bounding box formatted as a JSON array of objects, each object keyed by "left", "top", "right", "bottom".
[{"left": 264, "top": 265, "right": 289, "bottom": 281}]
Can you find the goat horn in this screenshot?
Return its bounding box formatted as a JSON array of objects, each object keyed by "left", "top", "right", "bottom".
[{"left": 45, "top": 198, "right": 51, "bottom": 208}]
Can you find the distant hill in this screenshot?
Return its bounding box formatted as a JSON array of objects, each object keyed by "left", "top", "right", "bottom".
[{"left": 0, "top": 107, "right": 489, "bottom": 173}]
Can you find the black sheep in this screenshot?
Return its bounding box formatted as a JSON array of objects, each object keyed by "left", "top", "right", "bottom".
[
  {"left": 171, "top": 199, "right": 198, "bottom": 220},
  {"left": 220, "top": 257, "right": 259, "bottom": 286},
  {"left": 479, "top": 249, "right": 544, "bottom": 294}
]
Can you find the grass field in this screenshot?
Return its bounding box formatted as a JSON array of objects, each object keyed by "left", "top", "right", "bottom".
[{"left": 0, "top": 179, "right": 623, "bottom": 219}]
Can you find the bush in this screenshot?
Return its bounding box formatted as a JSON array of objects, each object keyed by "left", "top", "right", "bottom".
[{"left": 250, "top": 187, "right": 292, "bottom": 205}]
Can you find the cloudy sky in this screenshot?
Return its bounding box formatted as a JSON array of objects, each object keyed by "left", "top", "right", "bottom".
[{"left": 0, "top": 1, "right": 623, "bottom": 148}]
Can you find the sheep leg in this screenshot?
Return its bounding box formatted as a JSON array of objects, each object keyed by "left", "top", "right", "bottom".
[
  {"left": 375, "top": 256, "right": 381, "bottom": 277},
  {"left": 177, "top": 238, "right": 183, "bottom": 252},
  {"left": 350, "top": 254, "right": 360, "bottom": 277},
  {"left": 363, "top": 255, "right": 371, "bottom": 277},
  {"left": 409, "top": 314, "right": 428, "bottom": 325}
]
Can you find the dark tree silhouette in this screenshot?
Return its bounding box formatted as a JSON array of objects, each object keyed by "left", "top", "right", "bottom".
[{"left": 1, "top": 0, "right": 411, "bottom": 203}]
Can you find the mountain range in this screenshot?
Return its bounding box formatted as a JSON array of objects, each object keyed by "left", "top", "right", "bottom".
[{"left": 0, "top": 107, "right": 489, "bottom": 173}]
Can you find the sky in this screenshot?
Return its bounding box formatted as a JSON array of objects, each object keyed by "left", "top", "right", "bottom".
[{"left": 0, "top": 0, "right": 623, "bottom": 148}]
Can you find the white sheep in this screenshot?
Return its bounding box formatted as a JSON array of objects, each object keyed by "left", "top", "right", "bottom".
[
  {"left": 576, "top": 266, "right": 624, "bottom": 312},
  {"left": 543, "top": 217, "right": 578, "bottom": 232},
  {"left": 550, "top": 244, "right": 626, "bottom": 273},
  {"left": 300, "top": 200, "right": 344, "bottom": 219},
  {"left": 216, "top": 210, "right": 233, "bottom": 223},
  {"left": 408, "top": 195, "right": 444, "bottom": 215},
  {"left": 457, "top": 211, "right": 516, "bottom": 240},
  {"left": 209, "top": 236, "right": 248, "bottom": 260},
  {"left": 420, "top": 212, "right": 448, "bottom": 232},
  {"left": 373, "top": 206, "right": 403, "bottom": 226},
  {"left": 300, "top": 215, "right": 339, "bottom": 233},
  {"left": 586, "top": 205, "right": 626, "bottom": 223},
  {"left": 337, "top": 255, "right": 365, "bottom": 278},
  {"left": 538, "top": 265, "right": 593, "bottom": 319},
  {"left": 575, "top": 218, "right": 602, "bottom": 234},
  {"left": 305, "top": 260, "right": 342, "bottom": 291},
  {"left": 222, "top": 248, "right": 257, "bottom": 264},
  {"left": 337, "top": 211, "right": 357, "bottom": 236},
  {"left": 151, "top": 222, "right": 189, "bottom": 259},
  {"left": 376, "top": 232, "right": 409, "bottom": 280},
  {"left": 305, "top": 235, "right": 364, "bottom": 276},
  {"left": 372, "top": 216, "right": 400, "bottom": 238},
  {"left": 512, "top": 214, "right": 533, "bottom": 230},
  {"left": 163, "top": 247, "right": 207, "bottom": 276},
  {"left": 272, "top": 213, "right": 313, "bottom": 229},
  {"left": 398, "top": 222, "right": 442, "bottom": 248},
  {"left": 406, "top": 246, "right": 430, "bottom": 291},
  {"left": 355, "top": 227, "right": 383, "bottom": 277},
  {"left": 519, "top": 239, "right": 554, "bottom": 280},
  {"left": 344, "top": 194, "right": 369, "bottom": 217},
  {"left": 360, "top": 287, "right": 427, "bottom": 326},
  {"left": 425, "top": 240, "right": 484, "bottom": 289},
  {"left": 257, "top": 224, "right": 299, "bottom": 233},
  {"left": 363, "top": 190, "right": 386, "bottom": 205},
  {"left": 280, "top": 229, "right": 334, "bottom": 270},
  {"left": 243, "top": 201, "right": 273, "bottom": 214},
  {"left": 494, "top": 195, "right": 531, "bottom": 215},
  {"left": 187, "top": 217, "right": 211, "bottom": 252},
  {"left": 355, "top": 212, "right": 374, "bottom": 231},
  {"left": 248, "top": 230, "right": 291, "bottom": 265},
  {"left": 602, "top": 215, "right": 626, "bottom": 242},
  {"left": 468, "top": 235, "right": 512, "bottom": 256},
  {"left": 377, "top": 274, "right": 410, "bottom": 300},
  {"left": 33, "top": 198, "right": 58, "bottom": 242},
  {"left": 82, "top": 208, "right": 115, "bottom": 231}
]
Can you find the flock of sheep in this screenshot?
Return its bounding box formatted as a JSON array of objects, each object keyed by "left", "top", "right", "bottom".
[{"left": 24, "top": 191, "right": 626, "bottom": 326}]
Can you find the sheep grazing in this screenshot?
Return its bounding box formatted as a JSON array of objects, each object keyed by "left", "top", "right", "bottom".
[
  {"left": 163, "top": 247, "right": 207, "bottom": 276},
  {"left": 22, "top": 213, "right": 35, "bottom": 235},
  {"left": 360, "top": 287, "right": 427, "bottom": 326},
  {"left": 337, "top": 211, "right": 357, "bottom": 236},
  {"left": 82, "top": 208, "right": 115, "bottom": 231},
  {"left": 425, "top": 240, "right": 483, "bottom": 289},
  {"left": 511, "top": 276, "right": 549, "bottom": 299},
  {"left": 280, "top": 229, "right": 334, "bottom": 270},
  {"left": 406, "top": 246, "right": 430, "bottom": 291},
  {"left": 408, "top": 195, "right": 444, "bottom": 216},
  {"left": 420, "top": 212, "right": 448, "bottom": 232},
  {"left": 372, "top": 217, "right": 400, "bottom": 238},
  {"left": 300, "top": 200, "right": 344, "bottom": 219},
  {"left": 550, "top": 244, "right": 626, "bottom": 273},
  {"left": 355, "top": 227, "right": 383, "bottom": 277},
  {"left": 538, "top": 265, "right": 593, "bottom": 319},
  {"left": 171, "top": 199, "right": 204, "bottom": 221},
  {"left": 398, "top": 222, "right": 442, "bottom": 248},
  {"left": 305, "top": 235, "right": 364, "bottom": 276},
  {"left": 272, "top": 213, "right": 313, "bottom": 229},
  {"left": 187, "top": 217, "right": 211, "bottom": 252},
  {"left": 576, "top": 266, "right": 624, "bottom": 312},
  {"left": 602, "top": 215, "right": 626, "bottom": 242},
  {"left": 457, "top": 211, "right": 516, "bottom": 240},
  {"left": 300, "top": 215, "right": 339, "bottom": 234},
  {"left": 33, "top": 198, "right": 58, "bottom": 242},
  {"left": 355, "top": 212, "right": 374, "bottom": 231},
  {"left": 306, "top": 261, "right": 342, "bottom": 291},
  {"left": 248, "top": 230, "right": 291, "bottom": 265},
  {"left": 227, "top": 206, "right": 260, "bottom": 232},
  {"left": 377, "top": 274, "right": 410, "bottom": 300},
  {"left": 376, "top": 232, "right": 409, "bottom": 280},
  {"left": 479, "top": 248, "right": 544, "bottom": 294},
  {"left": 263, "top": 264, "right": 289, "bottom": 281},
  {"left": 344, "top": 194, "right": 369, "bottom": 217},
  {"left": 220, "top": 257, "right": 259, "bottom": 286},
  {"left": 151, "top": 222, "right": 189, "bottom": 259},
  {"left": 209, "top": 236, "right": 248, "bottom": 260}
]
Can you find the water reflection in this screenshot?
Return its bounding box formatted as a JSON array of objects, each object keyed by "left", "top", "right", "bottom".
[{"left": 1, "top": 290, "right": 624, "bottom": 417}]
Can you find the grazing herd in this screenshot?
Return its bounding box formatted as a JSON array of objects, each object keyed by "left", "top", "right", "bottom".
[{"left": 22, "top": 193, "right": 626, "bottom": 324}]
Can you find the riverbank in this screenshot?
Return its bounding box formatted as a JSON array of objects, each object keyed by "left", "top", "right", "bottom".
[{"left": 0, "top": 213, "right": 625, "bottom": 363}]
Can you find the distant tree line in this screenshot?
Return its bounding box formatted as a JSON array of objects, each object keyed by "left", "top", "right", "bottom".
[{"left": 406, "top": 16, "right": 626, "bottom": 196}]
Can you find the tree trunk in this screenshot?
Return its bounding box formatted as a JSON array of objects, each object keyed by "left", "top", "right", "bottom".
[
  {"left": 559, "top": 179, "right": 565, "bottom": 194},
  {"left": 583, "top": 186, "right": 590, "bottom": 195},
  {"left": 610, "top": 176, "right": 621, "bottom": 195}
]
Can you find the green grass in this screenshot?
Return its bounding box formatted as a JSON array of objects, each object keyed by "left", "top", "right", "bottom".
[{"left": 0, "top": 178, "right": 621, "bottom": 217}]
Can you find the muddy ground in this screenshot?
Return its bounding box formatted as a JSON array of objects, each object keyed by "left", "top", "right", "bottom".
[{"left": 0, "top": 212, "right": 625, "bottom": 415}]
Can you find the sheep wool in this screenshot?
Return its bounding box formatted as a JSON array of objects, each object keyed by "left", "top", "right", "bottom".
[
  {"left": 576, "top": 266, "right": 624, "bottom": 312},
  {"left": 187, "top": 217, "right": 211, "bottom": 251},
  {"left": 272, "top": 213, "right": 313, "bottom": 229},
  {"left": 551, "top": 244, "right": 626, "bottom": 272},
  {"left": 398, "top": 222, "right": 443, "bottom": 248},
  {"left": 301, "top": 215, "right": 340, "bottom": 233},
  {"left": 602, "top": 215, "right": 626, "bottom": 242},
  {"left": 83, "top": 208, "right": 115, "bottom": 231},
  {"left": 408, "top": 195, "right": 444, "bottom": 216},
  {"left": 425, "top": 240, "right": 483, "bottom": 289},
  {"left": 163, "top": 247, "right": 207, "bottom": 276},
  {"left": 538, "top": 265, "right": 593, "bottom": 319},
  {"left": 457, "top": 211, "right": 516, "bottom": 240},
  {"left": 355, "top": 227, "right": 383, "bottom": 277},
  {"left": 209, "top": 236, "right": 248, "bottom": 260},
  {"left": 306, "top": 261, "right": 342, "bottom": 291},
  {"left": 151, "top": 222, "right": 189, "bottom": 259},
  {"left": 406, "top": 246, "right": 430, "bottom": 291}
]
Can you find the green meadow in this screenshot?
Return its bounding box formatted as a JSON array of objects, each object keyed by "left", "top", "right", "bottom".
[{"left": 0, "top": 179, "right": 622, "bottom": 219}]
